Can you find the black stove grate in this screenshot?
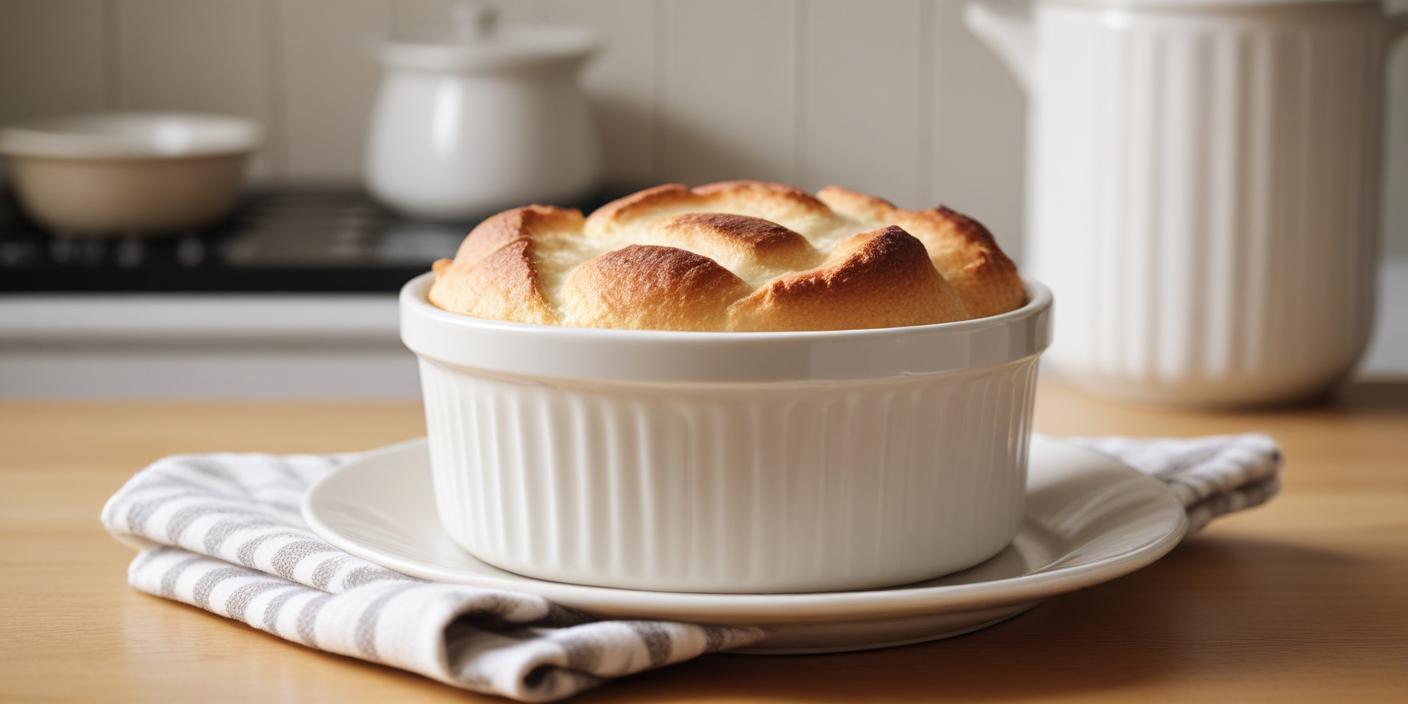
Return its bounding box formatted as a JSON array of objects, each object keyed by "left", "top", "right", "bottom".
[{"left": 0, "top": 189, "right": 610, "bottom": 294}]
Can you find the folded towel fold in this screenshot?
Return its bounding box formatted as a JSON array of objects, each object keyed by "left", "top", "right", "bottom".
[{"left": 101, "top": 433, "right": 1280, "bottom": 702}]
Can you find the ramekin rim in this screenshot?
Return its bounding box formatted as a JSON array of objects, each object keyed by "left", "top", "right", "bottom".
[{"left": 399, "top": 271, "right": 1052, "bottom": 342}]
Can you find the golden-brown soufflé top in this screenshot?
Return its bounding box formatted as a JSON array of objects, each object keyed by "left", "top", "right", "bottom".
[{"left": 429, "top": 181, "right": 1026, "bottom": 332}]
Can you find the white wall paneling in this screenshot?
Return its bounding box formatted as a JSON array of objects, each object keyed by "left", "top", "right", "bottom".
[
  {"left": 538, "top": 0, "right": 659, "bottom": 190},
  {"left": 0, "top": 0, "right": 108, "bottom": 128},
  {"left": 277, "top": 0, "right": 391, "bottom": 183},
  {"left": 930, "top": 0, "right": 1027, "bottom": 258},
  {"left": 659, "top": 0, "right": 799, "bottom": 185},
  {"left": 113, "top": 0, "right": 281, "bottom": 177},
  {"left": 797, "top": 0, "right": 926, "bottom": 207},
  {"left": 1, "top": 0, "right": 1403, "bottom": 260},
  {"left": 392, "top": 0, "right": 540, "bottom": 34}
]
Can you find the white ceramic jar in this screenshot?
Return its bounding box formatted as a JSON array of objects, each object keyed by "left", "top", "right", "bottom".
[
  {"left": 968, "top": 0, "right": 1408, "bottom": 406},
  {"left": 401, "top": 273, "right": 1053, "bottom": 593},
  {"left": 366, "top": 15, "right": 601, "bottom": 221}
]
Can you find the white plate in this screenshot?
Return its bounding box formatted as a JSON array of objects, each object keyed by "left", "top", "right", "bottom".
[{"left": 303, "top": 436, "right": 1187, "bottom": 653}]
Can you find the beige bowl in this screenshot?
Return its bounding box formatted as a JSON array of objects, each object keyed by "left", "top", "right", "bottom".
[{"left": 0, "top": 113, "right": 259, "bottom": 235}]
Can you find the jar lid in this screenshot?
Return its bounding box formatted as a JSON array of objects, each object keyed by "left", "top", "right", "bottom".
[{"left": 378, "top": 3, "right": 595, "bottom": 72}]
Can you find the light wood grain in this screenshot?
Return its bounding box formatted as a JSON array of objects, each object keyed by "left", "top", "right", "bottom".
[{"left": 1, "top": 379, "right": 1405, "bottom": 703}]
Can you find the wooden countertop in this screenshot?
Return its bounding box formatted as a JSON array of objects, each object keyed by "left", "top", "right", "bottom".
[{"left": 2, "top": 379, "right": 1405, "bottom": 703}]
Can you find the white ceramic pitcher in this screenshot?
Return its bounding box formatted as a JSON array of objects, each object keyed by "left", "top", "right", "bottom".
[{"left": 968, "top": 0, "right": 1407, "bottom": 406}]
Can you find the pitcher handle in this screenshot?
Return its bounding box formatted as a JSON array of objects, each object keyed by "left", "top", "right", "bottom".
[{"left": 964, "top": 0, "right": 1036, "bottom": 92}]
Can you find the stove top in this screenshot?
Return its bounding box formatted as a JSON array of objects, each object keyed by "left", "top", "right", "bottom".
[{"left": 0, "top": 189, "right": 610, "bottom": 294}]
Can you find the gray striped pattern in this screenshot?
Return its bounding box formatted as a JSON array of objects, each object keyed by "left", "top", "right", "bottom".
[
  {"left": 101, "top": 436, "right": 1280, "bottom": 701},
  {"left": 100, "top": 450, "right": 762, "bottom": 702},
  {"left": 1069, "top": 433, "right": 1282, "bottom": 532}
]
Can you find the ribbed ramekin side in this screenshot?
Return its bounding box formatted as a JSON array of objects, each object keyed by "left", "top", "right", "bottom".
[{"left": 418, "top": 356, "right": 1040, "bottom": 593}]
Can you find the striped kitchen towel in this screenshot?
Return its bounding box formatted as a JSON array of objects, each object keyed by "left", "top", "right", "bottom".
[{"left": 101, "top": 432, "right": 1280, "bottom": 702}]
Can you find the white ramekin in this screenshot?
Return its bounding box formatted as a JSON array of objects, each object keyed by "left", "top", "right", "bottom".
[{"left": 401, "top": 272, "right": 1053, "bottom": 593}]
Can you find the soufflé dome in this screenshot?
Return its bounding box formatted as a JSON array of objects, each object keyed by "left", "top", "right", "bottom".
[{"left": 429, "top": 181, "right": 1026, "bottom": 331}]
